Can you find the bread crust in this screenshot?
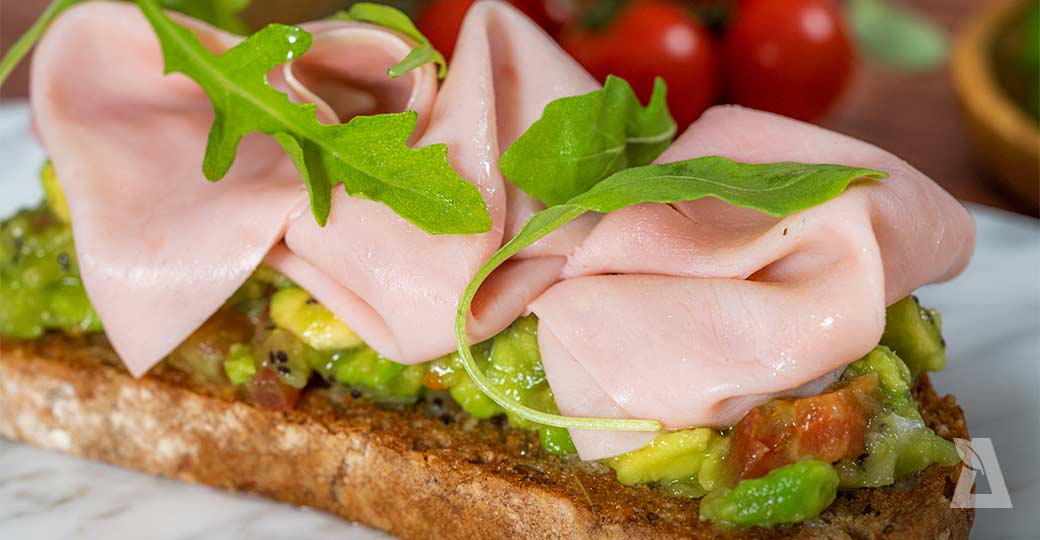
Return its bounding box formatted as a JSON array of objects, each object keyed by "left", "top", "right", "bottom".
[{"left": 0, "top": 335, "right": 974, "bottom": 539}]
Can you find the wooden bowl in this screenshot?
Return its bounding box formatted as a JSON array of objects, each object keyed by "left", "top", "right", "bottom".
[{"left": 952, "top": 0, "right": 1040, "bottom": 208}]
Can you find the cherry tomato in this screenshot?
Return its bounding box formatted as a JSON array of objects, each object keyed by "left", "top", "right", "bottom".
[
  {"left": 723, "top": 0, "right": 854, "bottom": 121},
  {"left": 416, "top": 0, "right": 476, "bottom": 59},
  {"left": 509, "top": 0, "right": 578, "bottom": 35},
  {"left": 560, "top": 1, "right": 721, "bottom": 130},
  {"left": 417, "top": 0, "right": 574, "bottom": 59}
]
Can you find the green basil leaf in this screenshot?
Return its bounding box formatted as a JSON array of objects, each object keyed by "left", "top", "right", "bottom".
[
  {"left": 499, "top": 75, "right": 676, "bottom": 207},
  {"left": 848, "top": 0, "right": 948, "bottom": 71},
  {"left": 455, "top": 157, "right": 886, "bottom": 432},
  {"left": 138, "top": 0, "right": 490, "bottom": 234},
  {"left": 331, "top": 2, "right": 447, "bottom": 79}
]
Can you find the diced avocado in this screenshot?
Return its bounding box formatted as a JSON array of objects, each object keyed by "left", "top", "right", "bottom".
[
  {"left": 539, "top": 425, "right": 577, "bottom": 455},
  {"left": 487, "top": 315, "right": 545, "bottom": 395},
  {"left": 0, "top": 207, "right": 101, "bottom": 338},
  {"left": 696, "top": 433, "right": 732, "bottom": 492},
  {"left": 224, "top": 343, "right": 258, "bottom": 385},
  {"left": 40, "top": 162, "right": 70, "bottom": 224},
  {"left": 392, "top": 364, "right": 428, "bottom": 395},
  {"left": 607, "top": 428, "right": 724, "bottom": 488},
  {"left": 842, "top": 346, "right": 915, "bottom": 416},
  {"left": 881, "top": 296, "right": 946, "bottom": 376},
  {"left": 837, "top": 346, "right": 960, "bottom": 487},
  {"left": 699, "top": 460, "right": 839, "bottom": 527},
  {"left": 251, "top": 264, "right": 295, "bottom": 289},
  {"left": 168, "top": 309, "right": 252, "bottom": 384},
  {"left": 488, "top": 315, "right": 551, "bottom": 429},
  {"left": 270, "top": 287, "right": 362, "bottom": 351},
  {"left": 334, "top": 347, "right": 404, "bottom": 388},
  {"left": 426, "top": 342, "right": 495, "bottom": 391},
  {"left": 512, "top": 385, "right": 556, "bottom": 431},
  {"left": 307, "top": 348, "right": 350, "bottom": 382},
  {"left": 836, "top": 412, "right": 960, "bottom": 488},
  {"left": 329, "top": 346, "right": 428, "bottom": 403},
  {"left": 225, "top": 273, "right": 271, "bottom": 324},
  {"left": 662, "top": 479, "right": 709, "bottom": 499},
  {"left": 519, "top": 385, "right": 577, "bottom": 454},
  {"left": 450, "top": 376, "right": 504, "bottom": 419},
  {"left": 424, "top": 317, "right": 558, "bottom": 428},
  {"left": 254, "top": 328, "right": 313, "bottom": 388}
]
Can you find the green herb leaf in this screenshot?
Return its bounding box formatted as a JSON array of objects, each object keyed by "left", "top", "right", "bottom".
[
  {"left": 455, "top": 157, "right": 887, "bottom": 432},
  {"left": 500, "top": 76, "right": 676, "bottom": 207},
  {"left": 159, "top": 0, "right": 251, "bottom": 34},
  {"left": 0, "top": 0, "right": 251, "bottom": 94},
  {"left": 567, "top": 159, "right": 886, "bottom": 216},
  {"left": 848, "top": 0, "right": 948, "bottom": 71},
  {"left": 331, "top": 2, "right": 447, "bottom": 79},
  {"left": 0, "top": 0, "right": 80, "bottom": 89},
  {"left": 137, "top": 0, "right": 490, "bottom": 233}
]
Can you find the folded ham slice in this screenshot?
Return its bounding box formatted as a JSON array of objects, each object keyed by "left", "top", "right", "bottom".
[
  {"left": 31, "top": 0, "right": 596, "bottom": 376},
  {"left": 32, "top": 2, "right": 975, "bottom": 464},
  {"left": 530, "top": 106, "right": 975, "bottom": 459}
]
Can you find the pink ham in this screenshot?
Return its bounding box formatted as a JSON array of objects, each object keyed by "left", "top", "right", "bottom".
[
  {"left": 31, "top": 0, "right": 596, "bottom": 375},
  {"left": 530, "top": 106, "right": 975, "bottom": 460},
  {"left": 31, "top": 3, "right": 306, "bottom": 377},
  {"left": 31, "top": 1, "right": 976, "bottom": 466}
]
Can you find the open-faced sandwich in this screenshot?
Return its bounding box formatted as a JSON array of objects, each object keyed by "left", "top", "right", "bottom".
[{"left": 0, "top": 1, "right": 977, "bottom": 538}]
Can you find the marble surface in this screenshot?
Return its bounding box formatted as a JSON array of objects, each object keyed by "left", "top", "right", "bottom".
[{"left": 0, "top": 102, "right": 1037, "bottom": 539}]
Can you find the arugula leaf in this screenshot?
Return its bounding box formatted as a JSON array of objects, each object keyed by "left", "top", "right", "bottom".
[
  {"left": 567, "top": 159, "right": 885, "bottom": 216},
  {"left": 331, "top": 2, "right": 447, "bottom": 79},
  {"left": 159, "top": 0, "right": 251, "bottom": 34},
  {"left": 455, "top": 157, "right": 887, "bottom": 432},
  {"left": 499, "top": 76, "right": 676, "bottom": 207},
  {"left": 0, "top": 0, "right": 80, "bottom": 89},
  {"left": 1, "top": 0, "right": 250, "bottom": 92},
  {"left": 138, "top": 0, "right": 490, "bottom": 233}
]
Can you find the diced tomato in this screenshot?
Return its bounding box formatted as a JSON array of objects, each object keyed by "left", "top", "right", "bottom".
[
  {"left": 424, "top": 370, "right": 448, "bottom": 391},
  {"left": 245, "top": 367, "right": 302, "bottom": 412},
  {"left": 726, "top": 374, "right": 880, "bottom": 482}
]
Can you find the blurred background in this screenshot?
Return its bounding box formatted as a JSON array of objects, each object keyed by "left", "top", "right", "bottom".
[{"left": 3, "top": 0, "right": 1038, "bottom": 215}]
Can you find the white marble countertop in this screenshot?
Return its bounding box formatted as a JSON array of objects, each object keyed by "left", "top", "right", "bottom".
[{"left": 0, "top": 102, "right": 1037, "bottom": 539}]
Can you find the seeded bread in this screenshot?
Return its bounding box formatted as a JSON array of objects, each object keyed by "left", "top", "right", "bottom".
[{"left": 0, "top": 334, "right": 974, "bottom": 539}]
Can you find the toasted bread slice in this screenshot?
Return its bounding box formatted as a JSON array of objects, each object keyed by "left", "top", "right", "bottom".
[{"left": 0, "top": 334, "right": 974, "bottom": 539}]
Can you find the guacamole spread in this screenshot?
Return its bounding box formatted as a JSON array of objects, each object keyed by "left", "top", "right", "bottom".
[{"left": 0, "top": 165, "right": 961, "bottom": 527}]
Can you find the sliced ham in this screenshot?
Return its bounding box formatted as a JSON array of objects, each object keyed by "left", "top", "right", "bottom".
[
  {"left": 31, "top": 1, "right": 975, "bottom": 465},
  {"left": 31, "top": 3, "right": 306, "bottom": 376},
  {"left": 31, "top": 0, "right": 596, "bottom": 375},
  {"left": 530, "top": 106, "right": 975, "bottom": 460},
  {"left": 272, "top": 1, "right": 599, "bottom": 362}
]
